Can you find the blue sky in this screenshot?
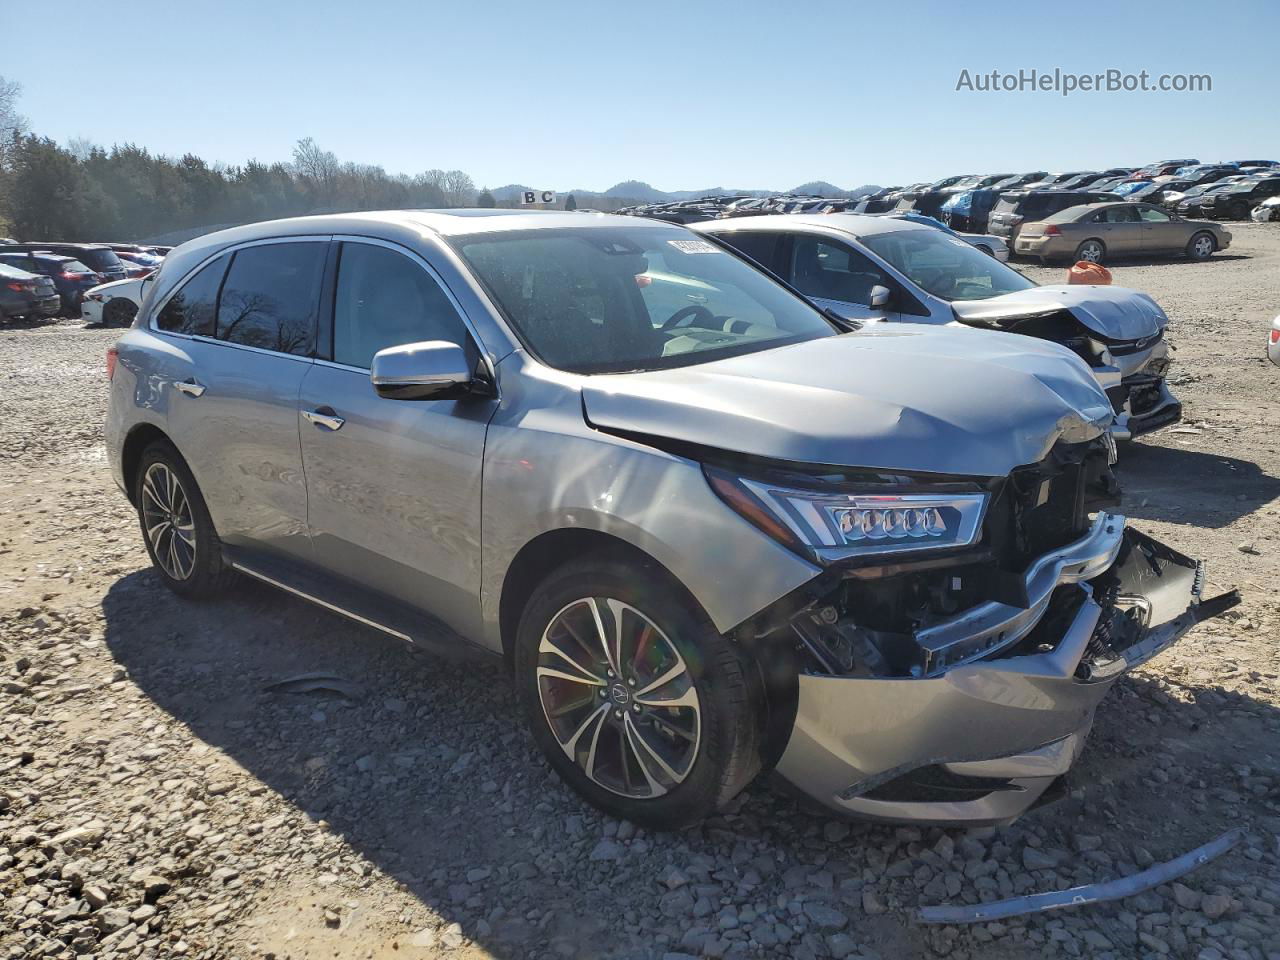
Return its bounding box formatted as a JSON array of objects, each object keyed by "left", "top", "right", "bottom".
[{"left": 4, "top": 0, "right": 1278, "bottom": 191}]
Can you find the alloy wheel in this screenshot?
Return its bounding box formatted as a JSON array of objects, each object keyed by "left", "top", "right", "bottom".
[
  {"left": 536, "top": 597, "right": 701, "bottom": 799},
  {"left": 140, "top": 462, "right": 196, "bottom": 580},
  {"left": 1077, "top": 241, "right": 1104, "bottom": 263},
  {"left": 1193, "top": 235, "right": 1214, "bottom": 258}
]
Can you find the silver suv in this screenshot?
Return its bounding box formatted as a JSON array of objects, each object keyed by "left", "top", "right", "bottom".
[{"left": 106, "top": 211, "right": 1236, "bottom": 828}]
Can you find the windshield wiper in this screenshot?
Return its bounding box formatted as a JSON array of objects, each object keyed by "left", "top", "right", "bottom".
[{"left": 822, "top": 307, "right": 862, "bottom": 332}]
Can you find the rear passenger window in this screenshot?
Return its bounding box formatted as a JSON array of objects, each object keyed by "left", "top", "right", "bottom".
[
  {"left": 717, "top": 233, "right": 781, "bottom": 273},
  {"left": 332, "top": 243, "right": 472, "bottom": 369},
  {"left": 156, "top": 255, "right": 229, "bottom": 337},
  {"left": 216, "top": 243, "right": 324, "bottom": 356}
]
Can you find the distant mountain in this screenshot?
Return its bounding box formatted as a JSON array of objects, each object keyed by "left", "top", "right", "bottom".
[{"left": 489, "top": 179, "right": 882, "bottom": 210}]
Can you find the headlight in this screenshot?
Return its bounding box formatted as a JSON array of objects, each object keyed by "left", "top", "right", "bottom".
[{"left": 704, "top": 467, "right": 988, "bottom": 563}]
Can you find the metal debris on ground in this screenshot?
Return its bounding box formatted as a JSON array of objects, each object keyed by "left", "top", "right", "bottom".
[
  {"left": 918, "top": 828, "right": 1243, "bottom": 924},
  {"left": 263, "top": 672, "right": 363, "bottom": 699}
]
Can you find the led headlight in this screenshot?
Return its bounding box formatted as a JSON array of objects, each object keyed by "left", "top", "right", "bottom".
[{"left": 704, "top": 467, "right": 988, "bottom": 563}]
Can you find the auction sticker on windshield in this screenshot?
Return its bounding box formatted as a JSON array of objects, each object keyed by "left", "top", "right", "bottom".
[{"left": 668, "top": 239, "right": 722, "bottom": 254}]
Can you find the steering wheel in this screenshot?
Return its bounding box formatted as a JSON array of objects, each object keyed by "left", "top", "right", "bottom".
[
  {"left": 662, "top": 304, "right": 716, "bottom": 331},
  {"left": 915, "top": 268, "right": 953, "bottom": 295}
]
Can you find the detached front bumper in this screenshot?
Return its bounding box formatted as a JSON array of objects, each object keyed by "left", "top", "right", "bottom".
[{"left": 775, "top": 518, "right": 1237, "bottom": 825}]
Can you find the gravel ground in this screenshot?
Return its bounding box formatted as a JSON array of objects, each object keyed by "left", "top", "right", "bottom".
[{"left": 2, "top": 224, "right": 1279, "bottom": 960}]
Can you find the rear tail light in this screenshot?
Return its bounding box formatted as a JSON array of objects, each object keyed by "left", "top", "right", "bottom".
[
  {"left": 106, "top": 346, "right": 118, "bottom": 381},
  {"left": 1043, "top": 224, "right": 1062, "bottom": 236},
  {"left": 1270, "top": 329, "right": 1280, "bottom": 345},
  {"left": 5, "top": 281, "right": 33, "bottom": 292}
]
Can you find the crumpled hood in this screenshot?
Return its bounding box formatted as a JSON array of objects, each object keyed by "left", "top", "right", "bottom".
[
  {"left": 951, "top": 284, "right": 1167, "bottom": 341},
  {"left": 581, "top": 328, "right": 1114, "bottom": 477}
]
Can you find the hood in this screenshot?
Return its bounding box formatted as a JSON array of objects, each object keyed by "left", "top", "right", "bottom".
[
  {"left": 87, "top": 275, "right": 145, "bottom": 297},
  {"left": 581, "top": 328, "right": 1113, "bottom": 478},
  {"left": 950, "top": 284, "right": 1167, "bottom": 341}
]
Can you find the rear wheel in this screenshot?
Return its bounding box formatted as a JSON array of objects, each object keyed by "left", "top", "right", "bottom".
[
  {"left": 514, "top": 554, "right": 761, "bottom": 828},
  {"left": 1186, "top": 232, "right": 1216, "bottom": 261},
  {"left": 104, "top": 298, "right": 137, "bottom": 327},
  {"left": 134, "top": 441, "right": 235, "bottom": 599},
  {"left": 1074, "top": 239, "right": 1106, "bottom": 264},
  {"left": 1228, "top": 201, "right": 1250, "bottom": 221}
]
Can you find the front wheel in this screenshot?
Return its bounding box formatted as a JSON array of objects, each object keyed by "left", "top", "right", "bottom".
[
  {"left": 514, "top": 554, "right": 761, "bottom": 828},
  {"left": 1186, "top": 232, "right": 1216, "bottom": 261},
  {"left": 1074, "top": 239, "right": 1106, "bottom": 264}
]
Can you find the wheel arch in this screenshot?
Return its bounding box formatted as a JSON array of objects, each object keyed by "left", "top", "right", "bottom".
[
  {"left": 120, "top": 422, "right": 175, "bottom": 505},
  {"left": 497, "top": 528, "right": 691, "bottom": 665}
]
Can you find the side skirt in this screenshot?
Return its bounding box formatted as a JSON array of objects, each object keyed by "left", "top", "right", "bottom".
[{"left": 223, "top": 546, "right": 496, "bottom": 663}]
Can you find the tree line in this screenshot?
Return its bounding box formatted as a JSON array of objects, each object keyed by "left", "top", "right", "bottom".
[{"left": 0, "top": 77, "right": 497, "bottom": 242}]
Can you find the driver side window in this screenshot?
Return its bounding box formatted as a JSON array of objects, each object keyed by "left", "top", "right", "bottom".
[
  {"left": 1137, "top": 206, "right": 1170, "bottom": 222},
  {"left": 788, "top": 236, "right": 891, "bottom": 307},
  {"left": 332, "top": 242, "right": 473, "bottom": 369}
]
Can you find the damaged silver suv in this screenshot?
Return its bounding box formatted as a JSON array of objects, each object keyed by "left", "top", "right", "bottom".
[{"left": 105, "top": 210, "right": 1237, "bottom": 828}]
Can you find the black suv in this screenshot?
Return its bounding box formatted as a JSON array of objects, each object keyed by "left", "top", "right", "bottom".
[
  {"left": 987, "top": 190, "right": 1121, "bottom": 243},
  {"left": 1186, "top": 177, "right": 1280, "bottom": 220},
  {"left": 0, "top": 242, "right": 127, "bottom": 283}
]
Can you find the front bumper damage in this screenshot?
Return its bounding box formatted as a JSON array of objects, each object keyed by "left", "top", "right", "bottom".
[{"left": 774, "top": 516, "right": 1238, "bottom": 825}]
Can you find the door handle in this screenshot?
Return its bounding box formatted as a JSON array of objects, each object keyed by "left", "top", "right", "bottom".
[
  {"left": 302, "top": 408, "right": 345, "bottom": 431},
  {"left": 173, "top": 379, "right": 206, "bottom": 397}
]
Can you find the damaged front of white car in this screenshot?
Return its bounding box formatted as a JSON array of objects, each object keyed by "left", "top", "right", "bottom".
[
  {"left": 950, "top": 284, "right": 1182, "bottom": 439},
  {"left": 694, "top": 215, "right": 1184, "bottom": 440}
]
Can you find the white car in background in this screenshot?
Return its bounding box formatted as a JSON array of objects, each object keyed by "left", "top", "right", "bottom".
[
  {"left": 1269, "top": 315, "right": 1280, "bottom": 366},
  {"left": 81, "top": 274, "right": 149, "bottom": 327},
  {"left": 1252, "top": 196, "right": 1280, "bottom": 222}
]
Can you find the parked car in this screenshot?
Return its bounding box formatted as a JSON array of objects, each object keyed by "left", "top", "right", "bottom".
[
  {"left": 1269, "top": 315, "right": 1280, "bottom": 366},
  {"left": 1252, "top": 196, "right": 1280, "bottom": 222},
  {"left": 1128, "top": 159, "right": 1198, "bottom": 180},
  {"left": 1189, "top": 177, "right": 1280, "bottom": 220},
  {"left": 82, "top": 274, "right": 149, "bottom": 327},
  {"left": 115, "top": 254, "right": 157, "bottom": 279},
  {"left": 1161, "top": 177, "right": 1253, "bottom": 215},
  {"left": 105, "top": 209, "right": 1235, "bottom": 827},
  {"left": 0, "top": 252, "right": 103, "bottom": 314},
  {"left": 882, "top": 212, "right": 1009, "bottom": 260},
  {"left": 0, "top": 242, "right": 128, "bottom": 283},
  {"left": 987, "top": 190, "right": 1121, "bottom": 244},
  {"left": 1015, "top": 202, "right": 1231, "bottom": 264},
  {"left": 0, "top": 262, "right": 61, "bottom": 321},
  {"left": 695, "top": 213, "right": 1181, "bottom": 438}
]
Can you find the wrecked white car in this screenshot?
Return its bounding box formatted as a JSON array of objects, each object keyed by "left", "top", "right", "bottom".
[{"left": 695, "top": 215, "right": 1182, "bottom": 439}]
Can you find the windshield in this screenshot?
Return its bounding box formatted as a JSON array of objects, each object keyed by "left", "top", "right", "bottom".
[
  {"left": 451, "top": 226, "right": 837, "bottom": 374},
  {"left": 70, "top": 249, "right": 122, "bottom": 271},
  {"left": 862, "top": 229, "right": 1036, "bottom": 302}
]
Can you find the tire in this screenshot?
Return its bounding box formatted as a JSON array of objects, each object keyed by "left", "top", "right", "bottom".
[
  {"left": 514, "top": 553, "right": 761, "bottom": 828},
  {"left": 1186, "top": 231, "right": 1216, "bottom": 261},
  {"left": 1074, "top": 239, "right": 1106, "bottom": 264},
  {"left": 1229, "top": 202, "right": 1250, "bottom": 221},
  {"left": 103, "top": 298, "right": 137, "bottom": 327},
  {"left": 133, "top": 440, "right": 236, "bottom": 599}
]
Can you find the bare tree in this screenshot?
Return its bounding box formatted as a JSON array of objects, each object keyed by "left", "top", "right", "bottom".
[
  {"left": 442, "top": 169, "right": 476, "bottom": 207},
  {"left": 66, "top": 137, "right": 95, "bottom": 162},
  {"left": 291, "top": 137, "right": 339, "bottom": 184},
  {"left": 0, "top": 76, "right": 24, "bottom": 145}
]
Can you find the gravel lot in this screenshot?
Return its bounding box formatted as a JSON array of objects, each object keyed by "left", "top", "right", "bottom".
[{"left": 2, "top": 224, "right": 1279, "bottom": 960}]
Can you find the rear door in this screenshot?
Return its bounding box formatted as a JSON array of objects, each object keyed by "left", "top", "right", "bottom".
[
  {"left": 1102, "top": 205, "right": 1143, "bottom": 255},
  {"left": 297, "top": 237, "right": 496, "bottom": 638},
  {"left": 154, "top": 238, "right": 327, "bottom": 560}
]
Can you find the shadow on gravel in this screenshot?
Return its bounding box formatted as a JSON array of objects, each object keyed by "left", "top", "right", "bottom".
[
  {"left": 1117, "top": 442, "right": 1280, "bottom": 528},
  {"left": 99, "top": 566, "right": 1275, "bottom": 960}
]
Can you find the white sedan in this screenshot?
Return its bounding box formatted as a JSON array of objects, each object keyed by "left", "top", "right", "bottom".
[
  {"left": 81, "top": 274, "right": 149, "bottom": 327},
  {"left": 1269, "top": 315, "right": 1280, "bottom": 367}
]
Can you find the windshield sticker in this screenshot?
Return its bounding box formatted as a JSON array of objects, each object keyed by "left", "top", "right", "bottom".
[{"left": 667, "top": 239, "right": 722, "bottom": 255}]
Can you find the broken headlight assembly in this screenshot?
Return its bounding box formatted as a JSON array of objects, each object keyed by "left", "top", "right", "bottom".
[{"left": 703, "top": 465, "right": 988, "bottom": 565}]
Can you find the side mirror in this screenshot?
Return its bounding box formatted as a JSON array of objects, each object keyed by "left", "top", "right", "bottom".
[
  {"left": 370, "top": 340, "right": 471, "bottom": 401},
  {"left": 868, "top": 285, "right": 892, "bottom": 309}
]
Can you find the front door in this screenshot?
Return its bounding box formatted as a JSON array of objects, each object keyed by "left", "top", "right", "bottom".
[
  {"left": 298, "top": 238, "right": 497, "bottom": 639},
  {"left": 779, "top": 234, "right": 903, "bottom": 324},
  {"left": 1133, "top": 204, "right": 1180, "bottom": 255}
]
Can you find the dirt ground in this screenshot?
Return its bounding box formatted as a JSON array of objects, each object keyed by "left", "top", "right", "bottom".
[{"left": 2, "top": 224, "right": 1278, "bottom": 960}]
